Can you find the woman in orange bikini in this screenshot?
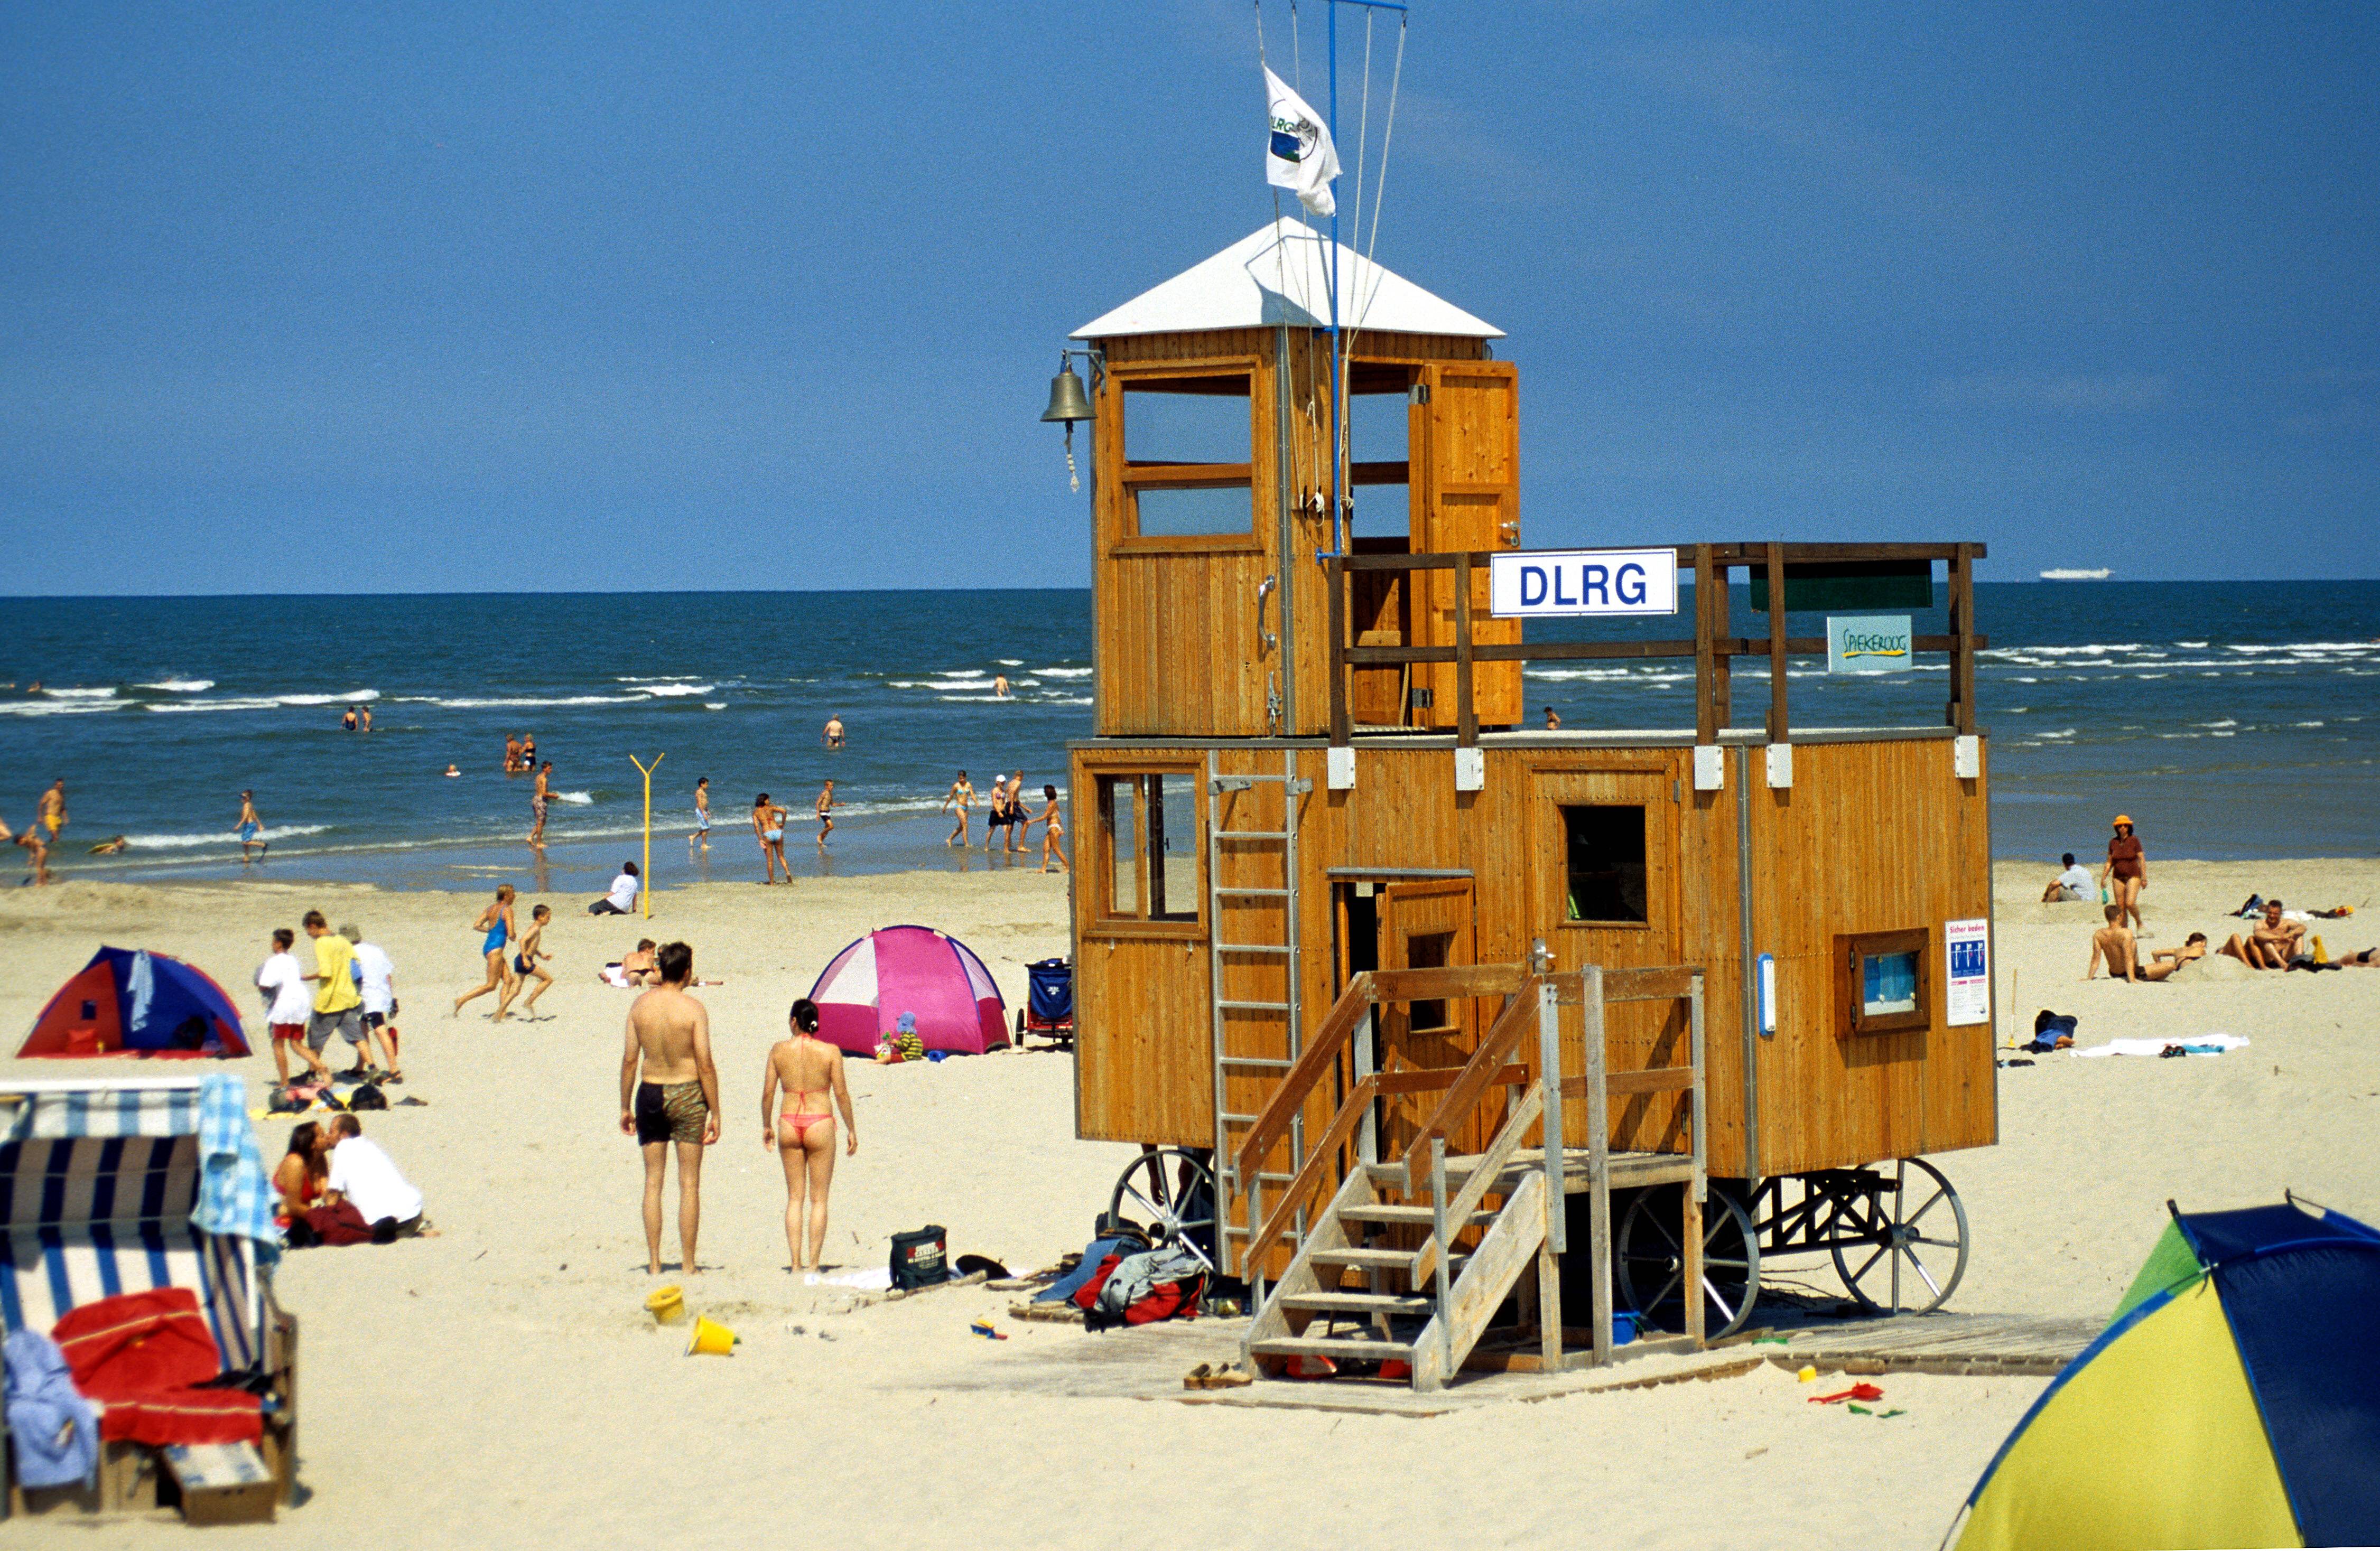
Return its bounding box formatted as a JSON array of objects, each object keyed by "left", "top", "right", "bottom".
[{"left": 760, "top": 997, "right": 857, "bottom": 1275}]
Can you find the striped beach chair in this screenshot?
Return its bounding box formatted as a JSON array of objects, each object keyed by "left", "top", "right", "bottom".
[{"left": 0, "top": 1076, "right": 295, "bottom": 1515}]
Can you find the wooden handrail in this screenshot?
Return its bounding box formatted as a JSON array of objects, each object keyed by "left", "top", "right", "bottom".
[
  {"left": 1369, "top": 963, "right": 1529, "bottom": 1002},
  {"left": 1410, "top": 1080, "right": 1545, "bottom": 1289},
  {"left": 1234, "top": 971, "right": 1371, "bottom": 1185},
  {"left": 1399, "top": 977, "right": 1542, "bottom": 1188},
  {"left": 1243, "top": 1074, "right": 1378, "bottom": 1276}
]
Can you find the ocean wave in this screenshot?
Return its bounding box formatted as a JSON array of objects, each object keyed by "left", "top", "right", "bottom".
[
  {"left": 145, "top": 698, "right": 284, "bottom": 714},
  {"left": 554, "top": 790, "right": 595, "bottom": 805},
  {"left": 997, "top": 659, "right": 1024, "bottom": 667},
  {"left": 123, "top": 823, "right": 331, "bottom": 851},
  {"left": 2227, "top": 641, "right": 2379, "bottom": 654},
  {"left": 0, "top": 699, "right": 123, "bottom": 717},
  {"left": 274, "top": 690, "right": 379, "bottom": 705},
  {"left": 40, "top": 687, "right": 119, "bottom": 699},
  {"left": 703, "top": 702, "right": 726, "bottom": 711},
  {"left": 135, "top": 679, "right": 215, "bottom": 693},
  {"left": 423, "top": 695, "right": 646, "bottom": 708},
  {"left": 2199, "top": 719, "right": 2238, "bottom": 728},
  {"left": 637, "top": 683, "right": 714, "bottom": 697},
  {"left": 2176, "top": 640, "right": 2208, "bottom": 648},
  {"left": 1035, "top": 667, "right": 1092, "bottom": 678}
]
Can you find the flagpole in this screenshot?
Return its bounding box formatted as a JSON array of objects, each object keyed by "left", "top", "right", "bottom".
[{"left": 1316, "top": 0, "right": 1407, "bottom": 562}]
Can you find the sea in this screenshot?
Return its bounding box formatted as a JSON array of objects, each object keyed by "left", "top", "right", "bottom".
[{"left": 2, "top": 581, "right": 2373, "bottom": 896}]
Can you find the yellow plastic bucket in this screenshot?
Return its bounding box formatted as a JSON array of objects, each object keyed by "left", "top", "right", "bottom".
[
  {"left": 686, "top": 1314, "right": 738, "bottom": 1356},
  {"left": 644, "top": 1285, "right": 686, "bottom": 1325}
]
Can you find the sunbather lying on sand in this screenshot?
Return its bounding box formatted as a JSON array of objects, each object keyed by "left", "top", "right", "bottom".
[
  {"left": 2330, "top": 946, "right": 2380, "bottom": 967},
  {"left": 600, "top": 940, "right": 661, "bottom": 987},
  {"left": 2218, "top": 900, "right": 2304, "bottom": 969},
  {"left": 2132, "top": 933, "right": 2209, "bottom": 982}
]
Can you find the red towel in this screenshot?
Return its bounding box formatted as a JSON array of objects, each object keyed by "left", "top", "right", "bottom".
[{"left": 51, "top": 1287, "right": 262, "bottom": 1446}]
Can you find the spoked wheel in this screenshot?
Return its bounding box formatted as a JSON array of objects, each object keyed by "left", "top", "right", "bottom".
[
  {"left": 1826, "top": 1158, "right": 1969, "bottom": 1315},
  {"left": 1616, "top": 1185, "right": 1761, "bottom": 1340},
  {"left": 1104, "top": 1147, "right": 1217, "bottom": 1272}
]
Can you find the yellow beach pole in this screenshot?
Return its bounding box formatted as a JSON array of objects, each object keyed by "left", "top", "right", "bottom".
[{"left": 630, "top": 753, "right": 664, "bottom": 918}]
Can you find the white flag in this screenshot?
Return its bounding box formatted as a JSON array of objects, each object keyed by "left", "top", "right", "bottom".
[{"left": 1264, "top": 67, "right": 1339, "bottom": 218}]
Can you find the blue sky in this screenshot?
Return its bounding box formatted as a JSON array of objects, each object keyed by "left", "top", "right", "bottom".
[{"left": 3, "top": 2, "right": 2373, "bottom": 592}]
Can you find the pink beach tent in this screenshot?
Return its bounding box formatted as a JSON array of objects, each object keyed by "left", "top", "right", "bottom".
[{"left": 807, "top": 926, "right": 1010, "bottom": 1056}]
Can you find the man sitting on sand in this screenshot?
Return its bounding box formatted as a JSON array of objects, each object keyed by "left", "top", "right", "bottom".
[
  {"left": 2041, "top": 853, "right": 2095, "bottom": 903},
  {"left": 2084, "top": 903, "right": 2141, "bottom": 982},
  {"left": 619, "top": 942, "right": 720, "bottom": 1275},
  {"left": 2219, "top": 899, "right": 2305, "bottom": 969}
]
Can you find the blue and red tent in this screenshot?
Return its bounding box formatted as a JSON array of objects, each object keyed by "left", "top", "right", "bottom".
[{"left": 20, "top": 948, "right": 250, "bottom": 1060}]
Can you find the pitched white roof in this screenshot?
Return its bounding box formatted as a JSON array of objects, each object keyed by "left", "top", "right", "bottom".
[{"left": 1072, "top": 218, "right": 1502, "bottom": 341}]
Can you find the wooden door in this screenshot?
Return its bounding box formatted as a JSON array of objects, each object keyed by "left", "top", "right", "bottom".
[
  {"left": 1530, "top": 765, "right": 1692, "bottom": 1153},
  {"left": 1413, "top": 361, "right": 1521, "bottom": 728},
  {"left": 1377, "top": 879, "right": 1480, "bottom": 1157}
]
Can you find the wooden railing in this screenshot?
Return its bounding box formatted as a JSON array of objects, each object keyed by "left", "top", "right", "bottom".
[
  {"left": 1327, "top": 539, "right": 1988, "bottom": 746},
  {"left": 1235, "top": 963, "right": 1531, "bottom": 1277}
]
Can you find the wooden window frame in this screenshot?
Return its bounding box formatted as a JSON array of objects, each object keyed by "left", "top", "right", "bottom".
[
  {"left": 1837, "top": 928, "right": 1931, "bottom": 1036},
  {"left": 1555, "top": 801, "right": 1655, "bottom": 933},
  {"left": 1080, "top": 763, "right": 1205, "bottom": 942},
  {"left": 1112, "top": 366, "right": 1264, "bottom": 556}
]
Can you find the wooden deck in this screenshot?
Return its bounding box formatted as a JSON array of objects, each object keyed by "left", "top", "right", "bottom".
[{"left": 1742, "top": 1311, "right": 2097, "bottom": 1378}]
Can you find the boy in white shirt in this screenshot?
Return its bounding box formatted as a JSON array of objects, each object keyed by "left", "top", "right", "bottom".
[
  {"left": 258, "top": 928, "right": 333, "bottom": 1086},
  {"left": 342, "top": 924, "right": 402, "bottom": 1082}
]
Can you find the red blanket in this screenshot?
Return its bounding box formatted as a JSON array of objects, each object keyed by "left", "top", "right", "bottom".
[{"left": 51, "top": 1287, "right": 262, "bottom": 1446}]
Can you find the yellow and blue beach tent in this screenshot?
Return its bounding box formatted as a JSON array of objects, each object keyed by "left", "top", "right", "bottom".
[{"left": 1949, "top": 1198, "right": 2380, "bottom": 1550}]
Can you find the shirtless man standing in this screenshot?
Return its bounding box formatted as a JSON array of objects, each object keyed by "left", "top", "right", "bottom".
[
  {"left": 237, "top": 790, "right": 268, "bottom": 862},
  {"left": 689, "top": 777, "right": 711, "bottom": 850},
  {"left": 37, "top": 780, "right": 66, "bottom": 849},
  {"left": 618, "top": 942, "right": 720, "bottom": 1275},
  {"left": 504, "top": 734, "right": 523, "bottom": 773},
  {"left": 1002, "top": 772, "right": 1027, "bottom": 855},
  {"left": 815, "top": 780, "right": 835, "bottom": 847},
  {"left": 2084, "top": 904, "right": 2140, "bottom": 982},
  {"left": 528, "top": 761, "right": 553, "bottom": 846},
  {"left": 823, "top": 715, "right": 845, "bottom": 750}
]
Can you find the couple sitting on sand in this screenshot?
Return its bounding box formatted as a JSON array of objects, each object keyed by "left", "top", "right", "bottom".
[
  {"left": 2214, "top": 898, "right": 2377, "bottom": 970},
  {"left": 618, "top": 942, "right": 858, "bottom": 1279},
  {"left": 2085, "top": 905, "right": 2208, "bottom": 983}
]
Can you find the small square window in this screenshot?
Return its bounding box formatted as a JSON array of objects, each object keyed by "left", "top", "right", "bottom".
[
  {"left": 1838, "top": 928, "right": 1930, "bottom": 1035},
  {"left": 1561, "top": 805, "right": 1648, "bottom": 924},
  {"left": 1092, "top": 772, "right": 1198, "bottom": 925}
]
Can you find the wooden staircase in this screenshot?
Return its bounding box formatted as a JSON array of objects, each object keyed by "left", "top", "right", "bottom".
[{"left": 1234, "top": 953, "right": 1710, "bottom": 1391}]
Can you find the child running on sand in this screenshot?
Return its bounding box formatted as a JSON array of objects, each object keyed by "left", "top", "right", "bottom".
[
  {"left": 498, "top": 904, "right": 556, "bottom": 1020},
  {"left": 453, "top": 886, "right": 518, "bottom": 1017},
  {"left": 761, "top": 998, "right": 857, "bottom": 1275}
]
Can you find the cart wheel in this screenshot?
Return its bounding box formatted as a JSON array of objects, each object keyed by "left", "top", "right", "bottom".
[
  {"left": 1827, "top": 1158, "right": 1969, "bottom": 1316},
  {"left": 1616, "top": 1184, "right": 1761, "bottom": 1340},
  {"left": 1105, "top": 1147, "right": 1217, "bottom": 1272}
]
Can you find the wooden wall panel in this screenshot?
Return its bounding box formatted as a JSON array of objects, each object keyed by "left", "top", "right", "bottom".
[{"left": 1747, "top": 739, "right": 1995, "bottom": 1176}]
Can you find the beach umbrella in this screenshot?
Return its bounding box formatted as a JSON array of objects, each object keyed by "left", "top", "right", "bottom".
[
  {"left": 1948, "top": 1197, "right": 2380, "bottom": 1550},
  {"left": 806, "top": 926, "right": 1009, "bottom": 1057}
]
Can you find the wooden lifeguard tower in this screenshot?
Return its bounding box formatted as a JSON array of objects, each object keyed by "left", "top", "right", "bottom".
[{"left": 1052, "top": 220, "right": 1996, "bottom": 1389}]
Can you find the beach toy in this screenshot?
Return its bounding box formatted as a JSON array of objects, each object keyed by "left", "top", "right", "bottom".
[
  {"left": 644, "top": 1284, "right": 686, "bottom": 1325},
  {"left": 1797, "top": 1365, "right": 1817, "bottom": 1383},
  {"left": 685, "top": 1315, "right": 739, "bottom": 1356},
  {"left": 1613, "top": 1313, "right": 1639, "bottom": 1347},
  {"left": 969, "top": 1319, "right": 1008, "bottom": 1341}
]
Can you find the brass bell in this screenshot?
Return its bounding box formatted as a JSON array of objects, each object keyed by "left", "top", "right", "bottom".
[{"left": 1041, "top": 363, "right": 1093, "bottom": 423}]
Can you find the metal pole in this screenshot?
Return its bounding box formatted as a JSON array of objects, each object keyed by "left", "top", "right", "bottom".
[{"left": 630, "top": 753, "right": 663, "bottom": 919}]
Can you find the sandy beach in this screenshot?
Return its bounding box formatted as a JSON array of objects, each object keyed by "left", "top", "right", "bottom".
[{"left": 4, "top": 856, "right": 2376, "bottom": 1549}]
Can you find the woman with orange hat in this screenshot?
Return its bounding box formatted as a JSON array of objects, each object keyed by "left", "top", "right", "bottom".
[{"left": 2102, "top": 815, "right": 2147, "bottom": 930}]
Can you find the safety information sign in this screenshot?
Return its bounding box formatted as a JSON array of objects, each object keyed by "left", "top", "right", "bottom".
[{"left": 1945, "top": 918, "right": 1991, "bottom": 1026}]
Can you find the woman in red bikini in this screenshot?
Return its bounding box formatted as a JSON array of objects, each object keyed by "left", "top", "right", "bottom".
[
  {"left": 273, "top": 1123, "right": 326, "bottom": 1226},
  {"left": 760, "top": 997, "right": 857, "bottom": 1275}
]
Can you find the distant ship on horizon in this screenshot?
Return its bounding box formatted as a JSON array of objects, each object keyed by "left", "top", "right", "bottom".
[{"left": 2039, "top": 567, "right": 2113, "bottom": 581}]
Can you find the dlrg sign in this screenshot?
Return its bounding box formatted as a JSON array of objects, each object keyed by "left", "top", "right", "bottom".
[{"left": 1488, "top": 549, "right": 1679, "bottom": 618}]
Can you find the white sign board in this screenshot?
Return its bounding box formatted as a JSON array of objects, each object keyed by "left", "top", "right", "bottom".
[
  {"left": 1489, "top": 549, "right": 1679, "bottom": 618},
  {"left": 1945, "top": 918, "right": 1991, "bottom": 1026}
]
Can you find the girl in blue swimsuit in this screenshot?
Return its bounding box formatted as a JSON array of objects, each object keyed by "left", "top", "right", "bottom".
[{"left": 452, "top": 884, "right": 518, "bottom": 1018}]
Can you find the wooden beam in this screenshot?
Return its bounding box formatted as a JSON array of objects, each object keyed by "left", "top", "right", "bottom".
[
  {"left": 1601, "top": 964, "right": 1704, "bottom": 1003},
  {"left": 1693, "top": 543, "right": 1718, "bottom": 744},
  {"left": 1454, "top": 551, "right": 1476, "bottom": 748},
  {"left": 1369, "top": 963, "right": 1529, "bottom": 1003},
  {"left": 1604, "top": 1066, "right": 1697, "bottom": 1097},
  {"left": 1342, "top": 633, "right": 1986, "bottom": 667},
  {"left": 1411, "top": 1081, "right": 1544, "bottom": 1288},
  {"left": 1327, "top": 553, "right": 1350, "bottom": 746},
  {"left": 1373, "top": 1064, "right": 1527, "bottom": 1095},
  {"left": 1243, "top": 1074, "right": 1378, "bottom": 1275},
  {"left": 1399, "top": 978, "right": 1541, "bottom": 1186},
  {"left": 1765, "top": 541, "right": 1788, "bottom": 743},
  {"left": 1951, "top": 541, "right": 1978, "bottom": 734},
  {"left": 1235, "top": 972, "right": 1370, "bottom": 1183}
]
